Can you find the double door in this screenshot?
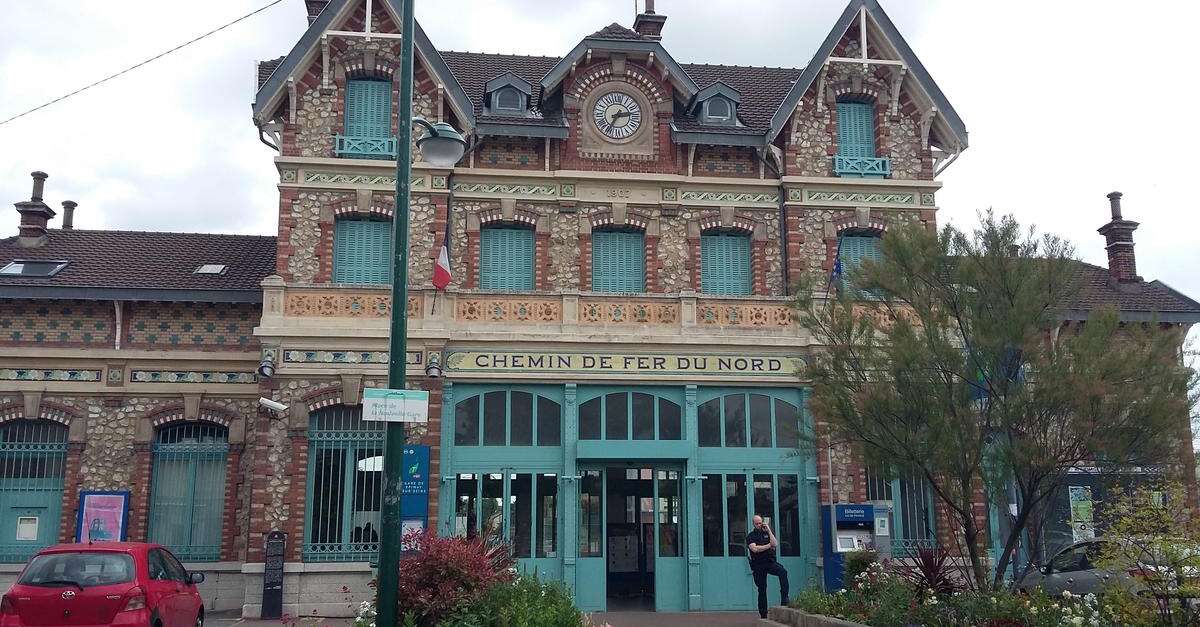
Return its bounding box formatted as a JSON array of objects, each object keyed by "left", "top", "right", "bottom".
[{"left": 575, "top": 464, "right": 685, "bottom": 612}]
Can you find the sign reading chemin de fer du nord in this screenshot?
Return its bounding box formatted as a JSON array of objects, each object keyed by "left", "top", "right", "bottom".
[{"left": 445, "top": 351, "right": 804, "bottom": 376}]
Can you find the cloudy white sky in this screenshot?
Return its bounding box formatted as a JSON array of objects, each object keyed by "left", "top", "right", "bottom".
[{"left": 1, "top": 0, "right": 1197, "bottom": 305}]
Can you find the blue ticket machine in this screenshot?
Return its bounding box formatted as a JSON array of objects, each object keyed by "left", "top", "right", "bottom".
[{"left": 820, "top": 503, "right": 875, "bottom": 591}]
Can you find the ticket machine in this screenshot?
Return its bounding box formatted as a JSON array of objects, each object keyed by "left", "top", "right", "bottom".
[{"left": 820, "top": 503, "right": 876, "bottom": 591}]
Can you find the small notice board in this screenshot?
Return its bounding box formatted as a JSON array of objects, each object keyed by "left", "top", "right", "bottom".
[{"left": 362, "top": 388, "right": 429, "bottom": 423}]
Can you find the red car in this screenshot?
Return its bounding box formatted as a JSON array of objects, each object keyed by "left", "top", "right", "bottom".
[{"left": 0, "top": 543, "right": 205, "bottom": 627}]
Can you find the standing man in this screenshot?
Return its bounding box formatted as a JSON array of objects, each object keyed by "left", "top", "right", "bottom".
[{"left": 747, "top": 514, "right": 789, "bottom": 619}]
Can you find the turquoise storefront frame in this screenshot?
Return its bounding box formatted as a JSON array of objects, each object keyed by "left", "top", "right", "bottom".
[{"left": 438, "top": 382, "right": 818, "bottom": 613}]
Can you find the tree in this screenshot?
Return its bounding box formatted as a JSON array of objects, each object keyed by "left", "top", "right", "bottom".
[{"left": 794, "top": 213, "right": 1195, "bottom": 589}]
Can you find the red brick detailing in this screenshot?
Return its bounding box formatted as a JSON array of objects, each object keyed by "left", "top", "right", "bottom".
[
  {"left": 317, "top": 219, "right": 334, "bottom": 282},
  {"left": 535, "top": 232, "right": 552, "bottom": 290},
  {"left": 751, "top": 240, "right": 768, "bottom": 296},
  {"left": 428, "top": 195, "right": 448, "bottom": 260},
  {"left": 463, "top": 231, "right": 481, "bottom": 289},
  {"left": 57, "top": 442, "right": 84, "bottom": 543},
  {"left": 221, "top": 446, "right": 245, "bottom": 561},
  {"left": 283, "top": 430, "right": 308, "bottom": 562},
  {"left": 692, "top": 146, "right": 758, "bottom": 178},
  {"left": 128, "top": 444, "right": 153, "bottom": 542},
  {"left": 686, "top": 236, "right": 701, "bottom": 291},
  {"left": 645, "top": 234, "right": 662, "bottom": 293},
  {"left": 578, "top": 234, "right": 592, "bottom": 291},
  {"left": 784, "top": 207, "right": 806, "bottom": 289},
  {"left": 476, "top": 137, "right": 544, "bottom": 170},
  {"left": 415, "top": 378, "right": 444, "bottom": 526}
]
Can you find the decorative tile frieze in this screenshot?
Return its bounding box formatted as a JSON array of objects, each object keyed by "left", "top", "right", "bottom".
[
  {"left": 560, "top": 183, "right": 576, "bottom": 198},
  {"left": 302, "top": 172, "right": 425, "bottom": 188},
  {"left": 0, "top": 368, "right": 102, "bottom": 382},
  {"left": 578, "top": 299, "right": 679, "bottom": 325},
  {"left": 787, "top": 188, "right": 803, "bottom": 202},
  {"left": 679, "top": 190, "right": 779, "bottom": 204},
  {"left": 921, "top": 193, "right": 936, "bottom": 206},
  {"left": 283, "top": 292, "right": 421, "bottom": 319},
  {"left": 803, "top": 190, "right": 916, "bottom": 205},
  {"left": 697, "top": 302, "right": 793, "bottom": 327},
  {"left": 661, "top": 187, "right": 678, "bottom": 202},
  {"left": 280, "top": 169, "right": 297, "bottom": 183},
  {"left": 431, "top": 175, "right": 448, "bottom": 189},
  {"left": 452, "top": 182, "right": 558, "bottom": 197},
  {"left": 129, "top": 370, "right": 257, "bottom": 384},
  {"left": 282, "top": 350, "right": 422, "bottom": 365},
  {"left": 456, "top": 298, "right": 562, "bottom": 323}
]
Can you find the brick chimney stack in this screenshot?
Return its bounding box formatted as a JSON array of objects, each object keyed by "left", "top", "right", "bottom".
[
  {"left": 14, "top": 171, "right": 56, "bottom": 248},
  {"left": 1097, "top": 191, "right": 1140, "bottom": 282},
  {"left": 61, "top": 200, "right": 77, "bottom": 230},
  {"left": 305, "top": 0, "right": 329, "bottom": 25},
  {"left": 633, "top": 0, "right": 667, "bottom": 40}
]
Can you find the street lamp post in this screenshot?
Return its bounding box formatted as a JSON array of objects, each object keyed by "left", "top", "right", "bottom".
[{"left": 376, "top": 1, "right": 467, "bottom": 626}]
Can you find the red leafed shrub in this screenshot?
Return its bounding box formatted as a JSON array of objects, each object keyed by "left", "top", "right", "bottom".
[{"left": 392, "top": 530, "right": 515, "bottom": 626}]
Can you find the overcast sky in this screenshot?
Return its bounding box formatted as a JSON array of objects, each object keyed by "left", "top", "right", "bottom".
[{"left": 1, "top": 0, "right": 1197, "bottom": 305}]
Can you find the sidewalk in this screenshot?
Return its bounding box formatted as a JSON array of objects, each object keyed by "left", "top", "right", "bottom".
[
  {"left": 208, "top": 612, "right": 353, "bottom": 627},
  {"left": 209, "top": 611, "right": 765, "bottom": 627}
]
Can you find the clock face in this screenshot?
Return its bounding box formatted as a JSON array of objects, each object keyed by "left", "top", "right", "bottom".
[{"left": 592, "top": 92, "right": 642, "bottom": 140}]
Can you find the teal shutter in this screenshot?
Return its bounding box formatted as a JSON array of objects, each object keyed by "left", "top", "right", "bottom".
[
  {"left": 345, "top": 80, "right": 392, "bottom": 138},
  {"left": 148, "top": 422, "right": 228, "bottom": 561},
  {"left": 592, "top": 231, "right": 645, "bottom": 293},
  {"left": 700, "top": 234, "right": 751, "bottom": 296},
  {"left": 334, "top": 219, "right": 392, "bottom": 284},
  {"left": 837, "top": 102, "right": 875, "bottom": 158},
  {"left": 838, "top": 235, "right": 881, "bottom": 293},
  {"left": 480, "top": 227, "right": 535, "bottom": 290}
]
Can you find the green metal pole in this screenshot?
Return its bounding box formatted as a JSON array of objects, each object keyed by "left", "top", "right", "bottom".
[{"left": 377, "top": 0, "right": 415, "bottom": 624}]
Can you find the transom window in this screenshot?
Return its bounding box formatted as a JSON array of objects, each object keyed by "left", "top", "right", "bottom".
[
  {"left": 148, "top": 421, "right": 229, "bottom": 561},
  {"left": 578, "top": 391, "right": 682, "bottom": 441},
  {"left": 702, "top": 473, "right": 803, "bottom": 558},
  {"left": 480, "top": 226, "right": 535, "bottom": 291},
  {"left": 454, "top": 389, "right": 562, "bottom": 447},
  {"left": 700, "top": 232, "right": 751, "bottom": 296},
  {"left": 697, "top": 393, "right": 801, "bottom": 448},
  {"left": 0, "top": 419, "right": 68, "bottom": 562},
  {"left": 591, "top": 229, "right": 645, "bottom": 293},
  {"left": 304, "top": 406, "right": 385, "bottom": 562},
  {"left": 333, "top": 218, "right": 392, "bottom": 284}
]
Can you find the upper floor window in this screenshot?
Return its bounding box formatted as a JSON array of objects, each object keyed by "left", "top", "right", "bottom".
[
  {"left": 700, "top": 232, "right": 751, "bottom": 296},
  {"left": 483, "top": 73, "right": 533, "bottom": 117},
  {"left": 837, "top": 234, "right": 882, "bottom": 295},
  {"left": 492, "top": 87, "right": 525, "bottom": 112},
  {"left": 333, "top": 218, "right": 392, "bottom": 284},
  {"left": 835, "top": 100, "right": 890, "bottom": 178},
  {"left": 591, "top": 229, "right": 645, "bottom": 294},
  {"left": 337, "top": 79, "right": 395, "bottom": 159},
  {"left": 480, "top": 226, "right": 535, "bottom": 291},
  {"left": 702, "top": 97, "right": 734, "bottom": 124}
]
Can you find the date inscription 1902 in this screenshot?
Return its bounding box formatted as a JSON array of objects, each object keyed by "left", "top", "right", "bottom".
[{"left": 606, "top": 188, "right": 631, "bottom": 199}]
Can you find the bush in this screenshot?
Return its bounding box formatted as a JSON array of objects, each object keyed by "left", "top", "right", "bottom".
[
  {"left": 843, "top": 550, "right": 878, "bottom": 588},
  {"left": 442, "top": 575, "right": 585, "bottom": 627},
  {"left": 391, "top": 530, "right": 515, "bottom": 626},
  {"left": 891, "top": 546, "right": 963, "bottom": 596}
]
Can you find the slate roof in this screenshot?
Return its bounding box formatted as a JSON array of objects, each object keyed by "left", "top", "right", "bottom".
[
  {"left": 257, "top": 56, "right": 285, "bottom": 90},
  {"left": 1063, "top": 261, "right": 1200, "bottom": 321},
  {"left": 677, "top": 64, "right": 803, "bottom": 135},
  {"left": 0, "top": 229, "right": 276, "bottom": 302},
  {"left": 439, "top": 51, "right": 561, "bottom": 117}
]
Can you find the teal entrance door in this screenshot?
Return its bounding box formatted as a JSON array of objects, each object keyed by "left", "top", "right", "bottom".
[{"left": 0, "top": 419, "right": 68, "bottom": 563}]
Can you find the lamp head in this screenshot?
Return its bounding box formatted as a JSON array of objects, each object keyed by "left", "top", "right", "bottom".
[{"left": 416, "top": 121, "right": 467, "bottom": 167}]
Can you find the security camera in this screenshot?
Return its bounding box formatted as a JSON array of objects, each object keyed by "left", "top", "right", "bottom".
[
  {"left": 257, "top": 358, "right": 276, "bottom": 379},
  {"left": 258, "top": 397, "right": 288, "bottom": 412}
]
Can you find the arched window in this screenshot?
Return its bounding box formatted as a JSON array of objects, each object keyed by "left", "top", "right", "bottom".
[
  {"left": 697, "top": 392, "right": 800, "bottom": 448},
  {"left": 148, "top": 421, "right": 229, "bottom": 561},
  {"left": 333, "top": 218, "right": 392, "bottom": 284},
  {"left": 304, "top": 406, "right": 385, "bottom": 562},
  {"left": 700, "top": 231, "right": 751, "bottom": 295},
  {"left": 591, "top": 229, "right": 645, "bottom": 293},
  {"left": 480, "top": 225, "right": 535, "bottom": 290},
  {"left": 0, "top": 419, "right": 68, "bottom": 562},
  {"left": 492, "top": 87, "right": 524, "bottom": 112},
  {"left": 338, "top": 79, "right": 395, "bottom": 159},
  {"left": 454, "top": 389, "right": 561, "bottom": 447},
  {"left": 703, "top": 96, "right": 733, "bottom": 123},
  {"left": 577, "top": 391, "right": 682, "bottom": 441}
]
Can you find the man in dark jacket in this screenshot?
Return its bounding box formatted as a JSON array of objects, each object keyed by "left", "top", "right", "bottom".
[{"left": 747, "top": 514, "right": 789, "bottom": 619}]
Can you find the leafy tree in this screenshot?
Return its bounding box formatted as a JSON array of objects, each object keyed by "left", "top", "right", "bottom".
[{"left": 794, "top": 213, "right": 1195, "bottom": 589}]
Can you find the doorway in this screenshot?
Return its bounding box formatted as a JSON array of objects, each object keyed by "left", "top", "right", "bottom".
[{"left": 598, "top": 465, "right": 684, "bottom": 612}]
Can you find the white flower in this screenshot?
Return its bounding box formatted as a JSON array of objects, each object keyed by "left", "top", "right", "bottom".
[{"left": 1071, "top": 617, "right": 1084, "bottom": 627}]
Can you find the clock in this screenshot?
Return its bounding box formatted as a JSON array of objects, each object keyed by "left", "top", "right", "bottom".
[{"left": 592, "top": 92, "right": 642, "bottom": 140}]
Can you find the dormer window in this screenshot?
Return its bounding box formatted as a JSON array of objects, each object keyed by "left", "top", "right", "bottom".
[
  {"left": 492, "top": 87, "right": 525, "bottom": 113},
  {"left": 690, "top": 82, "right": 742, "bottom": 127},
  {"left": 702, "top": 97, "right": 733, "bottom": 124},
  {"left": 484, "top": 73, "right": 533, "bottom": 117}
]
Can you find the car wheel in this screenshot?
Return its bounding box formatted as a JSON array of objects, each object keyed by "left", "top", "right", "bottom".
[{"left": 196, "top": 611, "right": 204, "bottom": 627}]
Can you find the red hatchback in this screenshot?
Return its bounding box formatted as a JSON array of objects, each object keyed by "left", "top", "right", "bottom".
[{"left": 0, "top": 543, "right": 205, "bottom": 627}]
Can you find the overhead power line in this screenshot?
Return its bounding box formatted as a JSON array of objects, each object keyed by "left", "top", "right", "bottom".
[{"left": 0, "top": 0, "right": 286, "bottom": 127}]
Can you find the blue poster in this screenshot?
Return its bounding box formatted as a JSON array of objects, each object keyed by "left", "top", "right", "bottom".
[{"left": 401, "top": 445, "right": 430, "bottom": 549}]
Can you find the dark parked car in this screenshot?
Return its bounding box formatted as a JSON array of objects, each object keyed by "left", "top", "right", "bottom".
[
  {"left": 1017, "top": 538, "right": 1139, "bottom": 597},
  {"left": 0, "top": 542, "right": 205, "bottom": 627}
]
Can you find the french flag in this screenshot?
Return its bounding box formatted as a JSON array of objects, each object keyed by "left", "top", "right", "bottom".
[{"left": 432, "top": 217, "right": 452, "bottom": 290}]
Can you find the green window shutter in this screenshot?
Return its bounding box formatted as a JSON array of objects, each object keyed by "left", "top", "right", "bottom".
[
  {"left": 837, "top": 102, "right": 875, "bottom": 159},
  {"left": 148, "top": 422, "right": 228, "bottom": 562},
  {"left": 701, "top": 234, "right": 751, "bottom": 295},
  {"left": 480, "top": 227, "right": 535, "bottom": 290},
  {"left": 345, "top": 80, "right": 392, "bottom": 138},
  {"left": 334, "top": 219, "right": 392, "bottom": 284},
  {"left": 592, "top": 231, "right": 645, "bottom": 293},
  {"left": 839, "top": 235, "right": 881, "bottom": 292}
]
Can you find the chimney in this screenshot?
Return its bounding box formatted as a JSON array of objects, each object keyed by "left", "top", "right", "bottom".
[
  {"left": 1097, "top": 191, "right": 1140, "bottom": 282},
  {"left": 14, "top": 171, "right": 56, "bottom": 248},
  {"left": 633, "top": 0, "right": 667, "bottom": 40},
  {"left": 305, "top": 0, "right": 329, "bottom": 25},
  {"left": 61, "top": 200, "right": 76, "bottom": 230}
]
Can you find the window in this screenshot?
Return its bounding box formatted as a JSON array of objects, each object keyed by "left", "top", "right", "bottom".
[
  {"left": 702, "top": 472, "right": 804, "bottom": 558},
  {"left": 148, "top": 422, "right": 229, "bottom": 561},
  {"left": 865, "top": 466, "right": 937, "bottom": 551},
  {"left": 703, "top": 97, "right": 733, "bottom": 124},
  {"left": 0, "top": 260, "right": 68, "bottom": 277},
  {"left": 837, "top": 101, "right": 876, "bottom": 160},
  {"left": 304, "top": 406, "right": 385, "bottom": 562},
  {"left": 591, "top": 230, "right": 645, "bottom": 293},
  {"left": 492, "top": 87, "right": 524, "bottom": 112},
  {"left": 339, "top": 79, "right": 394, "bottom": 159},
  {"left": 577, "top": 392, "right": 683, "bottom": 441},
  {"left": 579, "top": 470, "right": 603, "bottom": 556},
  {"left": 697, "top": 392, "right": 802, "bottom": 448},
  {"left": 19, "top": 552, "right": 134, "bottom": 588},
  {"left": 453, "top": 389, "right": 561, "bottom": 447},
  {"left": 0, "top": 419, "right": 68, "bottom": 563},
  {"left": 700, "top": 233, "right": 751, "bottom": 296},
  {"left": 480, "top": 226, "right": 535, "bottom": 290},
  {"left": 333, "top": 219, "right": 392, "bottom": 284},
  {"left": 194, "top": 264, "right": 227, "bottom": 275},
  {"left": 837, "top": 235, "right": 882, "bottom": 294}
]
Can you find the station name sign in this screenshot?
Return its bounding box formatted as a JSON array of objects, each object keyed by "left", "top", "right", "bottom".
[{"left": 445, "top": 351, "right": 803, "bottom": 376}]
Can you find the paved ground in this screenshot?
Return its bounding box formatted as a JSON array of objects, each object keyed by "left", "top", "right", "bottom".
[{"left": 208, "top": 611, "right": 766, "bottom": 627}]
